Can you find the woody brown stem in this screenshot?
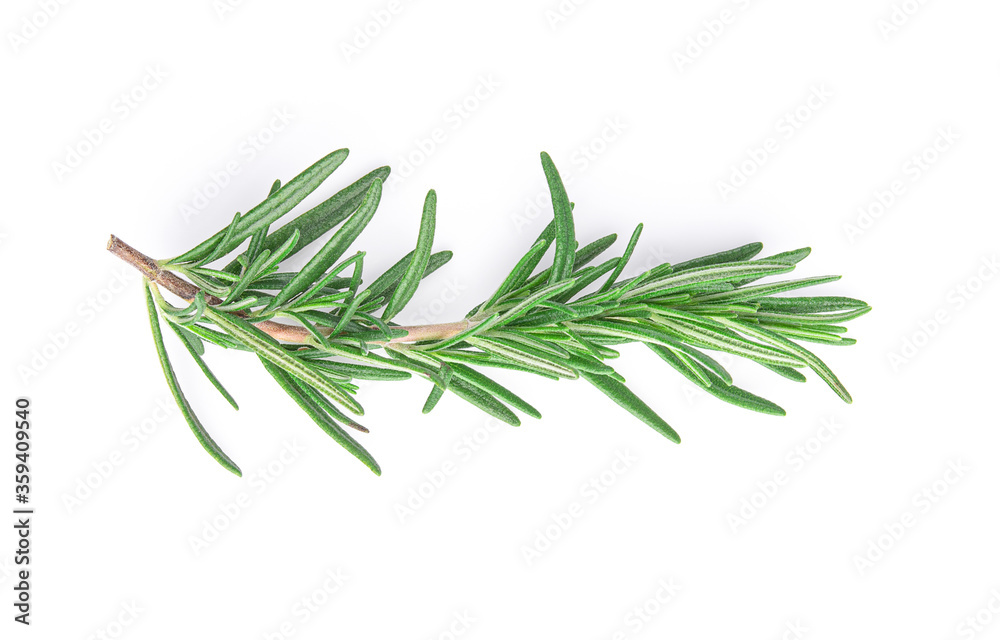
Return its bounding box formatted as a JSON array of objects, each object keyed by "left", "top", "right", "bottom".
[{"left": 107, "top": 234, "right": 471, "bottom": 345}]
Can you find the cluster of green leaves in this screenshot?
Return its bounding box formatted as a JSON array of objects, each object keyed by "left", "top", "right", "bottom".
[{"left": 141, "top": 149, "right": 870, "bottom": 477}]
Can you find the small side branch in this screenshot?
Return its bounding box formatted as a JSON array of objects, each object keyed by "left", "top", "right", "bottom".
[{"left": 107, "top": 235, "right": 470, "bottom": 346}]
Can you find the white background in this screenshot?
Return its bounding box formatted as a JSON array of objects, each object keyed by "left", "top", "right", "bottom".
[{"left": 3, "top": 1, "right": 999, "bottom": 638}]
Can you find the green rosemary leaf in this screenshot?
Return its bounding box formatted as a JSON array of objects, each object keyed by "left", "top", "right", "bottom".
[
  {"left": 252, "top": 272, "right": 349, "bottom": 294},
  {"left": 580, "top": 370, "right": 680, "bottom": 443},
  {"left": 690, "top": 276, "right": 841, "bottom": 305},
  {"left": 295, "top": 252, "right": 364, "bottom": 305},
  {"left": 447, "top": 377, "right": 521, "bottom": 426},
  {"left": 384, "top": 189, "right": 437, "bottom": 321},
  {"left": 196, "top": 211, "right": 241, "bottom": 267},
  {"left": 672, "top": 343, "right": 733, "bottom": 385},
  {"left": 577, "top": 267, "right": 655, "bottom": 305},
  {"left": 561, "top": 327, "right": 605, "bottom": 359},
  {"left": 288, "top": 294, "right": 350, "bottom": 313},
  {"left": 648, "top": 343, "right": 712, "bottom": 387},
  {"left": 606, "top": 304, "right": 652, "bottom": 319},
  {"left": 540, "top": 152, "right": 576, "bottom": 284},
  {"left": 447, "top": 362, "right": 541, "bottom": 419},
  {"left": 648, "top": 344, "right": 785, "bottom": 416},
  {"left": 562, "top": 351, "right": 616, "bottom": 375},
  {"left": 518, "top": 234, "right": 618, "bottom": 293},
  {"left": 354, "top": 311, "right": 398, "bottom": 342},
  {"left": 291, "top": 377, "right": 369, "bottom": 433},
  {"left": 731, "top": 247, "right": 811, "bottom": 287},
  {"left": 287, "top": 311, "right": 330, "bottom": 348},
  {"left": 268, "top": 179, "right": 281, "bottom": 195},
  {"left": 480, "top": 239, "right": 549, "bottom": 311},
  {"left": 166, "top": 321, "right": 239, "bottom": 410},
  {"left": 251, "top": 166, "right": 391, "bottom": 266},
  {"left": 753, "top": 296, "right": 870, "bottom": 314},
  {"left": 244, "top": 221, "right": 270, "bottom": 268},
  {"left": 598, "top": 223, "right": 643, "bottom": 293},
  {"left": 171, "top": 323, "right": 205, "bottom": 355},
  {"left": 509, "top": 308, "right": 578, "bottom": 328},
  {"left": 422, "top": 384, "right": 446, "bottom": 413},
  {"left": 485, "top": 333, "right": 572, "bottom": 361},
  {"left": 257, "top": 228, "right": 301, "bottom": 274},
  {"left": 654, "top": 317, "right": 803, "bottom": 368},
  {"left": 573, "top": 233, "right": 617, "bottom": 269},
  {"left": 571, "top": 318, "right": 682, "bottom": 349},
  {"left": 309, "top": 360, "right": 412, "bottom": 381},
  {"left": 761, "top": 363, "right": 808, "bottom": 382},
  {"left": 623, "top": 261, "right": 795, "bottom": 300},
  {"left": 648, "top": 307, "right": 734, "bottom": 333},
  {"left": 492, "top": 279, "right": 578, "bottom": 330},
  {"left": 761, "top": 247, "right": 811, "bottom": 265},
  {"left": 203, "top": 306, "right": 364, "bottom": 414},
  {"left": 467, "top": 337, "right": 579, "bottom": 379},
  {"left": 762, "top": 319, "right": 848, "bottom": 334},
  {"left": 223, "top": 248, "right": 272, "bottom": 305},
  {"left": 173, "top": 149, "right": 350, "bottom": 265},
  {"left": 761, "top": 324, "right": 851, "bottom": 345},
  {"left": 747, "top": 308, "right": 872, "bottom": 324},
  {"left": 185, "top": 323, "right": 250, "bottom": 351},
  {"left": 331, "top": 289, "right": 372, "bottom": 337},
  {"left": 259, "top": 358, "right": 380, "bottom": 475},
  {"left": 552, "top": 257, "right": 619, "bottom": 303},
  {"left": 720, "top": 319, "right": 852, "bottom": 402},
  {"left": 267, "top": 179, "right": 382, "bottom": 311},
  {"left": 425, "top": 313, "right": 501, "bottom": 352},
  {"left": 436, "top": 349, "right": 561, "bottom": 380},
  {"left": 145, "top": 283, "right": 241, "bottom": 476},
  {"left": 189, "top": 267, "right": 242, "bottom": 284},
  {"left": 364, "top": 250, "right": 453, "bottom": 306},
  {"left": 671, "top": 242, "right": 763, "bottom": 272}
]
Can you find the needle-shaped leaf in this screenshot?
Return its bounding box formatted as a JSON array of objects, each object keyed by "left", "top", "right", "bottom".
[
  {"left": 690, "top": 276, "right": 841, "bottom": 304},
  {"left": 172, "top": 149, "right": 350, "bottom": 264},
  {"left": 203, "top": 306, "right": 364, "bottom": 414},
  {"left": 196, "top": 211, "right": 242, "bottom": 267},
  {"left": 648, "top": 343, "right": 785, "bottom": 416},
  {"left": 292, "top": 377, "right": 369, "bottom": 433},
  {"left": 330, "top": 289, "right": 372, "bottom": 337},
  {"left": 754, "top": 296, "right": 870, "bottom": 314},
  {"left": 492, "top": 279, "right": 578, "bottom": 330},
  {"left": 540, "top": 152, "right": 576, "bottom": 284},
  {"left": 760, "top": 363, "right": 808, "bottom": 382},
  {"left": 599, "top": 223, "right": 643, "bottom": 293},
  {"left": 447, "top": 378, "right": 521, "bottom": 426},
  {"left": 467, "top": 337, "right": 578, "bottom": 379},
  {"left": 580, "top": 370, "right": 680, "bottom": 443},
  {"left": 671, "top": 242, "right": 763, "bottom": 272},
  {"left": 422, "top": 384, "right": 446, "bottom": 414},
  {"left": 364, "top": 250, "right": 453, "bottom": 304},
  {"left": 266, "top": 179, "right": 382, "bottom": 312},
  {"left": 425, "top": 313, "right": 501, "bottom": 352},
  {"left": 167, "top": 321, "right": 239, "bottom": 410},
  {"left": 517, "top": 233, "right": 618, "bottom": 293},
  {"left": 172, "top": 323, "right": 205, "bottom": 356},
  {"left": 309, "top": 360, "right": 412, "bottom": 381},
  {"left": 480, "top": 239, "right": 549, "bottom": 312},
  {"left": 623, "top": 261, "right": 795, "bottom": 300},
  {"left": 244, "top": 166, "right": 391, "bottom": 268},
  {"left": 384, "top": 189, "right": 436, "bottom": 321},
  {"left": 259, "top": 358, "right": 380, "bottom": 475},
  {"left": 447, "top": 362, "right": 541, "bottom": 418},
  {"left": 145, "top": 283, "right": 241, "bottom": 476},
  {"left": 719, "top": 319, "right": 853, "bottom": 402}
]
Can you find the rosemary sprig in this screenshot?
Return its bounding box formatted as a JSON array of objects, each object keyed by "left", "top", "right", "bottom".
[{"left": 108, "top": 149, "right": 870, "bottom": 477}]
